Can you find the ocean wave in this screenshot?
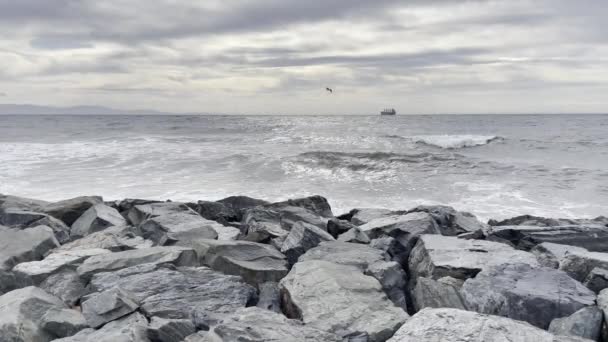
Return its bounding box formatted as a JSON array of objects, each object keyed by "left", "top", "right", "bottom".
[{"left": 414, "top": 135, "right": 503, "bottom": 149}]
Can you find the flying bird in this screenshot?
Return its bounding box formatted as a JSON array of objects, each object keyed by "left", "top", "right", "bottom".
[{"left": 326, "top": 87, "right": 333, "bottom": 93}]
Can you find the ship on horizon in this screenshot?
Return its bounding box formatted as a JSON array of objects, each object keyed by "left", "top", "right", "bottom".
[{"left": 380, "top": 108, "right": 396, "bottom": 116}]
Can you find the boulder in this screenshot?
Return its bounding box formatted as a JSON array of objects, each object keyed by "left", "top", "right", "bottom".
[
  {"left": 147, "top": 317, "right": 195, "bottom": 342},
  {"left": 298, "top": 241, "right": 387, "bottom": 269},
  {"left": 52, "top": 312, "right": 149, "bottom": 342},
  {"left": 139, "top": 212, "right": 219, "bottom": 245},
  {"left": 387, "top": 307, "right": 591, "bottom": 342},
  {"left": 82, "top": 287, "right": 139, "bottom": 328},
  {"left": 204, "top": 307, "right": 342, "bottom": 342},
  {"left": 214, "top": 225, "right": 241, "bottom": 240},
  {"left": 342, "top": 208, "right": 399, "bottom": 226},
  {"left": 89, "top": 263, "right": 256, "bottom": 328},
  {"left": 338, "top": 227, "right": 371, "bottom": 244},
  {"left": 58, "top": 225, "right": 152, "bottom": 252},
  {"left": 189, "top": 200, "right": 238, "bottom": 225},
  {"left": 76, "top": 246, "right": 198, "bottom": 281},
  {"left": 369, "top": 236, "right": 408, "bottom": 261},
  {"left": 548, "top": 306, "right": 602, "bottom": 341},
  {"left": 268, "top": 195, "right": 334, "bottom": 218},
  {"left": 70, "top": 204, "right": 127, "bottom": 239},
  {"left": 0, "top": 286, "right": 71, "bottom": 342},
  {"left": 410, "top": 205, "right": 487, "bottom": 236},
  {"left": 0, "top": 226, "right": 59, "bottom": 270},
  {"left": 327, "top": 218, "right": 356, "bottom": 238},
  {"left": 364, "top": 260, "right": 408, "bottom": 311},
  {"left": 256, "top": 282, "right": 281, "bottom": 312},
  {"left": 489, "top": 214, "right": 605, "bottom": 227},
  {"left": 560, "top": 249, "right": 608, "bottom": 282},
  {"left": 44, "top": 196, "right": 103, "bottom": 226},
  {"left": 114, "top": 198, "right": 162, "bottom": 216},
  {"left": 487, "top": 224, "right": 608, "bottom": 252},
  {"left": 279, "top": 260, "right": 408, "bottom": 341},
  {"left": 460, "top": 263, "right": 596, "bottom": 329},
  {"left": 0, "top": 208, "right": 47, "bottom": 227},
  {"left": 280, "top": 221, "right": 335, "bottom": 264},
  {"left": 0, "top": 194, "right": 49, "bottom": 212},
  {"left": 241, "top": 206, "right": 328, "bottom": 243},
  {"left": 583, "top": 267, "right": 608, "bottom": 293},
  {"left": 40, "top": 307, "right": 88, "bottom": 339},
  {"left": 185, "top": 239, "right": 288, "bottom": 286},
  {"left": 39, "top": 270, "right": 88, "bottom": 306},
  {"left": 30, "top": 215, "right": 71, "bottom": 244},
  {"left": 597, "top": 289, "right": 608, "bottom": 341},
  {"left": 217, "top": 195, "right": 269, "bottom": 221},
  {"left": 412, "top": 277, "right": 466, "bottom": 312},
  {"left": 408, "top": 235, "right": 539, "bottom": 282},
  {"left": 127, "top": 202, "right": 192, "bottom": 226},
  {"left": 531, "top": 242, "right": 588, "bottom": 268}
]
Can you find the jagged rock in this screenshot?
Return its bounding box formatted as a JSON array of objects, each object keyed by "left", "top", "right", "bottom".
[
  {"left": 13, "top": 248, "right": 109, "bottom": 288},
  {"left": 280, "top": 221, "right": 335, "bottom": 264},
  {"left": 437, "top": 276, "right": 465, "bottom": 289},
  {"left": 597, "top": 289, "right": 608, "bottom": 341},
  {"left": 299, "top": 241, "right": 388, "bottom": 268},
  {"left": 147, "top": 317, "right": 195, "bottom": 342},
  {"left": 0, "top": 194, "right": 49, "bottom": 211},
  {"left": 76, "top": 246, "right": 198, "bottom": 280},
  {"left": 280, "top": 259, "right": 408, "bottom": 341},
  {"left": 184, "top": 332, "right": 208, "bottom": 342},
  {"left": 185, "top": 239, "right": 288, "bottom": 286},
  {"left": 583, "top": 267, "right": 608, "bottom": 293},
  {"left": 410, "top": 205, "right": 487, "bottom": 236},
  {"left": 338, "top": 227, "right": 371, "bottom": 244},
  {"left": 268, "top": 195, "right": 334, "bottom": 218},
  {"left": 369, "top": 236, "right": 407, "bottom": 261},
  {"left": 364, "top": 261, "right": 408, "bottom": 311},
  {"left": 127, "top": 202, "right": 190, "bottom": 226},
  {"left": 31, "top": 215, "right": 71, "bottom": 244},
  {"left": 548, "top": 306, "right": 602, "bottom": 341},
  {"left": 44, "top": 196, "right": 103, "bottom": 226},
  {"left": 52, "top": 312, "right": 149, "bottom": 342},
  {"left": 214, "top": 225, "right": 241, "bottom": 240},
  {"left": 256, "top": 282, "right": 281, "bottom": 312},
  {"left": 560, "top": 249, "right": 608, "bottom": 282},
  {"left": 114, "top": 198, "right": 162, "bottom": 215},
  {"left": 408, "top": 235, "right": 539, "bottom": 282},
  {"left": 217, "top": 195, "right": 269, "bottom": 221},
  {"left": 39, "top": 270, "right": 88, "bottom": 306},
  {"left": 359, "top": 212, "right": 439, "bottom": 263},
  {"left": 189, "top": 200, "right": 238, "bottom": 225},
  {"left": 387, "top": 307, "right": 590, "bottom": 342},
  {"left": 70, "top": 204, "right": 127, "bottom": 239},
  {"left": 0, "top": 208, "right": 47, "bottom": 227},
  {"left": 327, "top": 218, "right": 356, "bottom": 238},
  {"left": 343, "top": 208, "right": 399, "bottom": 226},
  {"left": 270, "top": 235, "right": 287, "bottom": 250},
  {"left": 82, "top": 287, "right": 140, "bottom": 328},
  {"left": 40, "top": 307, "right": 88, "bottom": 339},
  {"left": 412, "top": 277, "right": 466, "bottom": 312},
  {"left": 241, "top": 206, "right": 328, "bottom": 243},
  {"left": 0, "top": 286, "right": 70, "bottom": 342},
  {"left": 139, "top": 211, "right": 219, "bottom": 245},
  {"left": 531, "top": 242, "right": 588, "bottom": 268},
  {"left": 90, "top": 264, "right": 256, "bottom": 328},
  {"left": 0, "top": 226, "right": 59, "bottom": 270},
  {"left": 489, "top": 214, "right": 604, "bottom": 227},
  {"left": 460, "top": 263, "right": 596, "bottom": 329},
  {"left": 204, "top": 307, "right": 342, "bottom": 342},
  {"left": 487, "top": 224, "right": 608, "bottom": 252},
  {"left": 58, "top": 225, "right": 152, "bottom": 252}
]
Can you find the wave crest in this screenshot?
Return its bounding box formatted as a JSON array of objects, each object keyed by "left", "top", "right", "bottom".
[{"left": 415, "top": 135, "right": 503, "bottom": 149}]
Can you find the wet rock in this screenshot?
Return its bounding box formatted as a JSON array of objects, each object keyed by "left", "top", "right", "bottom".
[
  {"left": 268, "top": 195, "right": 334, "bottom": 218},
  {"left": 344, "top": 208, "right": 400, "bottom": 226},
  {"left": 460, "top": 263, "right": 596, "bottom": 329},
  {"left": 487, "top": 224, "right": 608, "bottom": 252},
  {"left": 531, "top": 242, "right": 588, "bottom": 268},
  {"left": 39, "top": 270, "right": 88, "bottom": 306},
  {"left": 127, "top": 202, "right": 191, "bottom": 226},
  {"left": 548, "top": 306, "right": 602, "bottom": 341},
  {"left": 281, "top": 221, "right": 335, "bottom": 264},
  {"left": 583, "top": 267, "right": 608, "bottom": 293},
  {"left": 559, "top": 249, "right": 608, "bottom": 282},
  {"left": 327, "top": 218, "right": 356, "bottom": 238},
  {"left": 44, "top": 196, "right": 103, "bottom": 226},
  {"left": 205, "top": 307, "right": 342, "bottom": 342},
  {"left": 408, "top": 235, "right": 538, "bottom": 282},
  {"left": 217, "top": 195, "right": 269, "bottom": 221},
  {"left": 412, "top": 277, "right": 466, "bottom": 312},
  {"left": 489, "top": 214, "right": 602, "bottom": 227},
  {"left": 58, "top": 225, "right": 152, "bottom": 252},
  {"left": 147, "top": 317, "right": 195, "bottom": 342},
  {"left": 82, "top": 287, "right": 140, "bottom": 328},
  {"left": 185, "top": 239, "right": 288, "bottom": 286},
  {"left": 52, "top": 312, "right": 149, "bottom": 342},
  {"left": 139, "top": 211, "right": 219, "bottom": 245},
  {"left": 256, "top": 282, "right": 281, "bottom": 312},
  {"left": 76, "top": 246, "right": 198, "bottom": 281},
  {"left": 338, "top": 227, "right": 371, "bottom": 244},
  {"left": 0, "top": 208, "right": 47, "bottom": 227},
  {"left": 364, "top": 260, "right": 408, "bottom": 311},
  {"left": 280, "top": 259, "right": 408, "bottom": 341},
  {"left": 410, "top": 205, "right": 487, "bottom": 236},
  {"left": 41, "top": 307, "right": 88, "bottom": 339},
  {"left": 71, "top": 204, "right": 127, "bottom": 239},
  {"left": 387, "top": 307, "right": 589, "bottom": 342},
  {"left": 241, "top": 206, "right": 329, "bottom": 243},
  {"left": 0, "top": 226, "right": 59, "bottom": 271},
  {"left": 90, "top": 264, "right": 256, "bottom": 328},
  {"left": 190, "top": 200, "right": 238, "bottom": 225}
]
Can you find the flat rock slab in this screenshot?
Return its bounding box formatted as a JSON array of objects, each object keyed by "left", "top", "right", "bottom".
[
  {"left": 82, "top": 287, "right": 140, "bottom": 328},
  {"left": 43, "top": 196, "right": 103, "bottom": 226},
  {"left": 147, "top": 317, "right": 196, "bottom": 342},
  {"left": 53, "top": 312, "right": 149, "bottom": 342},
  {"left": 40, "top": 307, "right": 88, "bottom": 339},
  {"left": 412, "top": 277, "right": 466, "bottom": 312},
  {"left": 58, "top": 225, "right": 152, "bottom": 252},
  {"left": 140, "top": 211, "right": 219, "bottom": 245},
  {"left": 487, "top": 224, "right": 608, "bottom": 252},
  {"left": 460, "top": 263, "right": 596, "bottom": 329},
  {"left": 70, "top": 204, "right": 127, "bottom": 239},
  {"left": 186, "top": 239, "right": 288, "bottom": 286},
  {"left": 204, "top": 307, "right": 342, "bottom": 342},
  {"left": 531, "top": 242, "right": 589, "bottom": 268},
  {"left": 408, "top": 234, "right": 539, "bottom": 282},
  {"left": 298, "top": 241, "right": 387, "bottom": 269},
  {"left": 127, "top": 202, "right": 193, "bottom": 226},
  {"left": 280, "top": 259, "right": 408, "bottom": 342},
  {"left": 267, "top": 195, "right": 334, "bottom": 218},
  {"left": 76, "top": 246, "right": 197, "bottom": 280},
  {"left": 90, "top": 263, "right": 256, "bottom": 328},
  {"left": 387, "top": 308, "right": 591, "bottom": 342}
]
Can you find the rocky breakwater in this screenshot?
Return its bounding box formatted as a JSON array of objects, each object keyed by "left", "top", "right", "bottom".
[{"left": 0, "top": 192, "right": 607, "bottom": 341}]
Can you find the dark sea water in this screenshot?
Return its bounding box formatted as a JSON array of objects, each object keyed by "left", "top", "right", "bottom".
[{"left": 1, "top": 114, "right": 607, "bottom": 220}]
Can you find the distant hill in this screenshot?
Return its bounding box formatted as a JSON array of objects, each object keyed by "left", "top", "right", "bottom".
[{"left": 0, "top": 104, "right": 182, "bottom": 115}]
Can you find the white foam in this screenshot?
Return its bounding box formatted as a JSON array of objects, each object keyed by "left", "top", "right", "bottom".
[{"left": 414, "top": 135, "right": 502, "bottom": 149}]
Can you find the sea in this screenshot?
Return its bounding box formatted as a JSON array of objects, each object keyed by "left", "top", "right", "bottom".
[{"left": 1, "top": 114, "right": 607, "bottom": 221}]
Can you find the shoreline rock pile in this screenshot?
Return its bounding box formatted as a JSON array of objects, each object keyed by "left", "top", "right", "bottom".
[{"left": 1, "top": 193, "right": 607, "bottom": 341}]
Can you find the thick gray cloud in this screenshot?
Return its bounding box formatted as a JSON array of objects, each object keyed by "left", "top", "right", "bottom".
[{"left": 0, "top": 0, "right": 607, "bottom": 114}]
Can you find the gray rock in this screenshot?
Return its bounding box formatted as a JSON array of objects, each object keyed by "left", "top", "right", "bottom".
[
  {"left": 204, "top": 307, "right": 342, "bottom": 342},
  {"left": 387, "top": 307, "right": 591, "bottom": 342},
  {"left": 560, "top": 249, "right": 608, "bottom": 282},
  {"left": 280, "top": 260, "right": 408, "bottom": 341},
  {"left": 0, "top": 226, "right": 59, "bottom": 270},
  {"left": 0, "top": 194, "right": 49, "bottom": 212},
  {"left": 58, "top": 225, "right": 152, "bottom": 252},
  {"left": 139, "top": 211, "right": 219, "bottom": 245},
  {"left": 147, "top": 317, "right": 195, "bottom": 342},
  {"left": 241, "top": 205, "right": 329, "bottom": 243},
  {"left": 183, "top": 332, "right": 208, "bottom": 342},
  {"left": 114, "top": 198, "right": 162, "bottom": 215},
  {"left": 408, "top": 235, "right": 539, "bottom": 282},
  {"left": 44, "top": 196, "right": 103, "bottom": 226},
  {"left": 0, "top": 286, "right": 68, "bottom": 342},
  {"left": 268, "top": 195, "right": 334, "bottom": 218},
  {"left": 412, "top": 277, "right": 466, "bottom": 312},
  {"left": 487, "top": 224, "right": 608, "bottom": 252},
  {"left": 214, "top": 225, "right": 242, "bottom": 241},
  {"left": 299, "top": 241, "right": 388, "bottom": 269},
  {"left": 460, "top": 263, "right": 596, "bottom": 329},
  {"left": 127, "top": 202, "right": 191, "bottom": 226},
  {"left": 583, "top": 267, "right": 608, "bottom": 293},
  {"left": 548, "top": 306, "right": 602, "bottom": 341},
  {"left": 76, "top": 246, "right": 198, "bottom": 281},
  {"left": 217, "top": 195, "right": 269, "bottom": 221},
  {"left": 338, "top": 227, "right": 371, "bottom": 244},
  {"left": 327, "top": 218, "right": 356, "bottom": 238},
  {"left": 190, "top": 200, "right": 238, "bottom": 225},
  {"left": 70, "top": 204, "right": 127, "bottom": 239},
  {"left": 281, "top": 221, "right": 335, "bottom": 264},
  {"left": 82, "top": 287, "right": 140, "bottom": 328},
  {"left": 52, "top": 312, "right": 149, "bottom": 342},
  {"left": 597, "top": 289, "right": 608, "bottom": 342},
  {"left": 39, "top": 270, "right": 88, "bottom": 306},
  {"left": 364, "top": 261, "right": 408, "bottom": 311},
  {"left": 369, "top": 236, "right": 407, "bottom": 261},
  {"left": 256, "top": 282, "right": 281, "bottom": 313},
  {"left": 490, "top": 214, "right": 605, "bottom": 227},
  {"left": 30, "top": 215, "right": 71, "bottom": 244},
  {"left": 89, "top": 264, "right": 256, "bottom": 328},
  {"left": 345, "top": 208, "right": 399, "bottom": 226},
  {"left": 410, "top": 205, "right": 487, "bottom": 236},
  {"left": 437, "top": 276, "right": 465, "bottom": 289},
  {"left": 185, "top": 239, "right": 288, "bottom": 286},
  {"left": 531, "top": 242, "right": 588, "bottom": 268},
  {"left": 40, "top": 307, "right": 88, "bottom": 338},
  {"left": 0, "top": 208, "right": 47, "bottom": 227}
]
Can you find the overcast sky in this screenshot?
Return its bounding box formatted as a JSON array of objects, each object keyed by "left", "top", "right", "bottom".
[{"left": 1, "top": 0, "right": 607, "bottom": 115}]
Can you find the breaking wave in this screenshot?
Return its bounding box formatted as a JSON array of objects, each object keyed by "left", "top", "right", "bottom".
[{"left": 414, "top": 135, "right": 503, "bottom": 149}]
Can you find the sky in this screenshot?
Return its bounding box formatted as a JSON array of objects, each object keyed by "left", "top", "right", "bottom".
[{"left": 1, "top": 0, "right": 607, "bottom": 115}]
